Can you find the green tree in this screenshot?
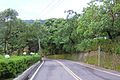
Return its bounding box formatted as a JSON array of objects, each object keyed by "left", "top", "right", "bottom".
[{"left": 0, "top": 8, "right": 18, "bottom": 54}]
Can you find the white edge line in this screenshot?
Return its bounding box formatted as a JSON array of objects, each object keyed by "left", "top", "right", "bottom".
[
  {"left": 29, "top": 61, "right": 45, "bottom": 80},
  {"left": 56, "top": 60, "right": 82, "bottom": 80},
  {"left": 74, "top": 62, "right": 120, "bottom": 77}
]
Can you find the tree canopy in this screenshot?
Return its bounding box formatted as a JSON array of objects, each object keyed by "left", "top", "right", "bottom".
[{"left": 0, "top": 0, "right": 120, "bottom": 55}]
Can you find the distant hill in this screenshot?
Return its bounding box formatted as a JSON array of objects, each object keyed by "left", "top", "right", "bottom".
[{"left": 23, "top": 20, "right": 45, "bottom": 24}]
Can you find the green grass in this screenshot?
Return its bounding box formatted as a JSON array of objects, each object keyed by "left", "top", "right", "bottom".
[
  {"left": 48, "top": 54, "right": 80, "bottom": 61},
  {"left": 86, "top": 56, "right": 98, "bottom": 65}
]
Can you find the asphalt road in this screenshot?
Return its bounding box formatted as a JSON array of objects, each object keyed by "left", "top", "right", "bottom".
[{"left": 31, "top": 59, "right": 120, "bottom": 80}]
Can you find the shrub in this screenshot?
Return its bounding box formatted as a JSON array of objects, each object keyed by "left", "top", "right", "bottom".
[
  {"left": 0, "top": 55, "right": 40, "bottom": 79},
  {"left": 0, "top": 55, "right": 4, "bottom": 59}
]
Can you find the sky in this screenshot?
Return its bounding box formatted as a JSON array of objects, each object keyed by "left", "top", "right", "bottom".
[{"left": 0, "top": 0, "right": 91, "bottom": 20}]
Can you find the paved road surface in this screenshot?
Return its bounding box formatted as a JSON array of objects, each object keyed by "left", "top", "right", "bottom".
[{"left": 31, "top": 59, "right": 120, "bottom": 80}]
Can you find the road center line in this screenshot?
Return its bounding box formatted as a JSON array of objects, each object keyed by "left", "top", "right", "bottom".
[
  {"left": 30, "top": 61, "right": 45, "bottom": 80},
  {"left": 56, "top": 60, "right": 82, "bottom": 80},
  {"left": 73, "top": 62, "right": 120, "bottom": 77}
]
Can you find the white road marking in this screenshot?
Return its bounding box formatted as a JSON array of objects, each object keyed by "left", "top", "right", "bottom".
[
  {"left": 56, "top": 60, "right": 82, "bottom": 80},
  {"left": 73, "top": 62, "right": 120, "bottom": 77},
  {"left": 29, "top": 61, "right": 44, "bottom": 80}
]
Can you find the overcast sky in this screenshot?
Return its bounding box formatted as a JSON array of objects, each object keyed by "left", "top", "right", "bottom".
[{"left": 0, "top": 0, "right": 91, "bottom": 20}]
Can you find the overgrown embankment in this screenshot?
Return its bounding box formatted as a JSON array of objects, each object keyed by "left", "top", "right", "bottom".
[{"left": 48, "top": 52, "right": 120, "bottom": 72}]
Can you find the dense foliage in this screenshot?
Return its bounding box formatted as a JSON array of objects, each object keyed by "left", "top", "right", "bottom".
[
  {"left": 0, "top": 55, "right": 40, "bottom": 79},
  {"left": 0, "top": 0, "right": 120, "bottom": 55},
  {"left": 41, "top": 0, "right": 120, "bottom": 54}
]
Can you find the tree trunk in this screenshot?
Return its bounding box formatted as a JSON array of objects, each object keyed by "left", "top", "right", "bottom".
[
  {"left": 4, "top": 40, "right": 8, "bottom": 54},
  {"left": 107, "top": 31, "right": 112, "bottom": 39}
]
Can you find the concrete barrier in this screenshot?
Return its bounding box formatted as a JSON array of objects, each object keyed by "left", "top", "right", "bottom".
[{"left": 14, "top": 61, "right": 41, "bottom": 80}]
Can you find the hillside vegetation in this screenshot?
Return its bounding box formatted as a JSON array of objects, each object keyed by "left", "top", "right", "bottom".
[{"left": 0, "top": 0, "right": 120, "bottom": 55}]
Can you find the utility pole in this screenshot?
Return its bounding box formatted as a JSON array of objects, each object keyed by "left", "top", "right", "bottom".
[
  {"left": 98, "top": 46, "right": 101, "bottom": 66},
  {"left": 38, "top": 38, "right": 41, "bottom": 54}
]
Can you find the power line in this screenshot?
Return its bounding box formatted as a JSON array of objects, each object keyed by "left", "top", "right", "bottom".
[
  {"left": 39, "top": 0, "right": 55, "bottom": 16},
  {"left": 40, "top": 0, "right": 60, "bottom": 18},
  {"left": 47, "top": 0, "right": 64, "bottom": 14},
  {"left": 40, "top": 0, "right": 64, "bottom": 19}
]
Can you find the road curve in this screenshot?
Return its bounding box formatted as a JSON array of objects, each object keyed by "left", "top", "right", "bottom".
[
  {"left": 31, "top": 59, "right": 120, "bottom": 80},
  {"left": 32, "top": 60, "right": 75, "bottom": 80}
]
